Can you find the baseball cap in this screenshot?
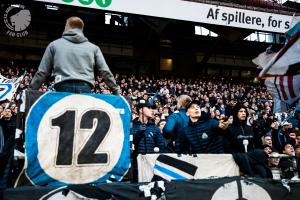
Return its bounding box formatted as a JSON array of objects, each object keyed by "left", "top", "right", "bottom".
[
  {"left": 269, "top": 152, "right": 280, "bottom": 158},
  {"left": 282, "top": 121, "right": 291, "bottom": 126},
  {"left": 136, "top": 99, "right": 156, "bottom": 112},
  {"left": 185, "top": 100, "right": 200, "bottom": 111}
]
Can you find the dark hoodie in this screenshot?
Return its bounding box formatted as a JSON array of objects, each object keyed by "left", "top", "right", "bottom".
[
  {"left": 29, "top": 29, "right": 120, "bottom": 94},
  {"left": 225, "top": 104, "right": 255, "bottom": 153}
]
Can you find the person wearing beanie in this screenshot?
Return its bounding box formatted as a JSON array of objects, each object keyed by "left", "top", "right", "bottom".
[{"left": 224, "top": 103, "right": 256, "bottom": 153}]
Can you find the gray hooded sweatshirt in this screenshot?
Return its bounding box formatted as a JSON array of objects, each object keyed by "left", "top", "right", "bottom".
[{"left": 29, "top": 29, "right": 121, "bottom": 95}]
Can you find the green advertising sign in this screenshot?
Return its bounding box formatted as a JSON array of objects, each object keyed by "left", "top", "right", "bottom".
[{"left": 62, "top": 0, "right": 112, "bottom": 8}]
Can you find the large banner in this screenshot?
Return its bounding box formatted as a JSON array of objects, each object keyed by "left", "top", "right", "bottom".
[
  {"left": 35, "top": 0, "right": 294, "bottom": 33},
  {"left": 165, "top": 177, "right": 300, "bottom": 200},
  {"left": 24, "top": 91, "right": 131, "bottom": 186},
  {"left": 4, "top": 177, "right": 300, "bottom": 200},
  {"left": 138, "top": 154, "right": 239, "bottom": 182}
]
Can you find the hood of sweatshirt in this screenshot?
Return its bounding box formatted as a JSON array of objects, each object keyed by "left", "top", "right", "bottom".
[
  {"left": 232, "top": 103, "right": 248, "bottom": 124},
  {"left": 62, "top": 29, "right": 88, "bottom": 43}
]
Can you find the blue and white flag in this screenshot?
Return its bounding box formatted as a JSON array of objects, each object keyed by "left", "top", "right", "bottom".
[
  {"left": 138, "top": 154, "right": 239, "bottom": 182},
  {"left": 0, "top": 74, "right": 23, "bottom": 102},
  {"left": 153, "top": 155, "right": 198, "bottom": 181}
]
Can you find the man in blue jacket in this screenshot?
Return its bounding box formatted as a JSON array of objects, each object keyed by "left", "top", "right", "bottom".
[
  {"left": 29, "top": 17, "right": 120, "bottom": 94},
  {"left": 176, "top": 100, "right": 228, "bottom": 154},
  {"left": 163, "top": 95, "right": 192, "bottom": 152},
  {"left": 132, "top": 100, "right": 165, "bottom": 154}
]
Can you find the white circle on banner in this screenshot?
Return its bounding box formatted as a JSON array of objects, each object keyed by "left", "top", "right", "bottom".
[
  {"left": 211, "top": 180, "right": 272, "bottom": 200},
  {"left": 37, "top": 94, "right": 124, "bottom": 184}
]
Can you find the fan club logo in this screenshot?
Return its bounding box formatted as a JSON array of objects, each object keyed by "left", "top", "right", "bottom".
[{"left": 4, "top": 4, "right": 31, "bottom": 37}]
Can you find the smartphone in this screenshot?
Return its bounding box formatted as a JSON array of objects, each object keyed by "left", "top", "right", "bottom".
[{"left": 222, "top": 116, "right": 229, "bottom": 122}]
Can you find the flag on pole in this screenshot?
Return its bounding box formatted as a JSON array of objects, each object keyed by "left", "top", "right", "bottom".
[
  {"left": 253, "top": 18, "right": 300, "bottom": 105},
  {"left": 0, "top": 74, "right": 24, "bottom": 102},
  {"left": 253, "top": 32, "right": 300, "bottom": 77},
  {"left": 253, "top": 17, "right": 300, "bottom": 78}
]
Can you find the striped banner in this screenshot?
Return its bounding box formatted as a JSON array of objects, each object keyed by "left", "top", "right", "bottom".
[
  {"left": 153, "top": 155, "right": 198, "bottom": 181},
  {"left": 138, "top": 154, "right": 239, "bottom": 182}
]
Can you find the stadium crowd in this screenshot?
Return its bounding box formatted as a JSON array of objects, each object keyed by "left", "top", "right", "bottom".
[{"left": 0, "top": 64, "right": 300, "bottom": 190}]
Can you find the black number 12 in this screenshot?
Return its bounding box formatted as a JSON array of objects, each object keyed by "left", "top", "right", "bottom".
[{"left": 51, "top": 110, "right": 110, "bottom": 166}]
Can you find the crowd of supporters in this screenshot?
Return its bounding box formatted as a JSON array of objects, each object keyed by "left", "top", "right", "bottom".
[{"left": 0, "top": 64, "right": 300, "bottom": 190}]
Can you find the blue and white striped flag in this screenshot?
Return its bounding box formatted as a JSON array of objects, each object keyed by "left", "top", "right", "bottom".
[
  {"left": 153, "top": 155, "right": 198, "bottom": 181},
  {"left": 0, "top": 74, "right": 23, "bottom": 102}
]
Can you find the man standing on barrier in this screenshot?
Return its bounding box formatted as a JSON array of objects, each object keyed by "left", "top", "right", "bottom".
[
  {"left": 132, "top": 99, "right": 165, "bottom": 154},
  {"left": 29, "top": 17, "right": 121, "bottom": 94}
]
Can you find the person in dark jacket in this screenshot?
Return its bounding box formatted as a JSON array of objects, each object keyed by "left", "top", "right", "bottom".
[
  {"left": 0, "top": 108, "right": 16, "bottom": 192},
  {"left": 225, "top": 103, "right": 255, "bottom": 153},
  {"left": 278, "top": 143, "right": 298, "bottom": 179},
  {"left": 29, "top": 16, "right": 120, "bottom": 94},
  {"left": 272, "top": 122, "right": 294, "bottom": 153},
  {"left": 225, "top": 98, "right": 236, "bottom": 117},
  {"left": 163, "top": 95, "right": 192, "bottom": 152},
  {"left": 176, "top": 100, "right": 228, "bottom": 154},
  {"left": 233, "top": 149, "right": 272, "bottom": 178},
  {"left": 132, "top": 100, "right": 165, "bottom": 154}
]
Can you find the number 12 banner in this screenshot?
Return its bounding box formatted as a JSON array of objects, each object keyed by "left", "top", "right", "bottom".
[{"left": 24, "top": 91, "right": 131, "bottom": 186}]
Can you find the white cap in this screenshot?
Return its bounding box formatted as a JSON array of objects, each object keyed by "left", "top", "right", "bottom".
[
  {"left": 282, "top": 121, "right": 291, "bottom": 126},
  {"left": 269, "top": 152, "right": 280, "bottom": 158}
]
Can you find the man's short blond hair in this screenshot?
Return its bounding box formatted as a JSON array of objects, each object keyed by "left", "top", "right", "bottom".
[
  {"left": 177, "top": 95, "right": 192, "bottom": 109},
  {"left": 66, "top": 17, "right": 84, "bottom": 30}
]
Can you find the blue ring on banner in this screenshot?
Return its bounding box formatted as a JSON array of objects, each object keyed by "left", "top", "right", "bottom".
[
  {"left": 0, "top": 83, "right": 13, "bottom": 100},
  {"left": 26, "top": 92, "right": 131, "bottom": 186}
]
